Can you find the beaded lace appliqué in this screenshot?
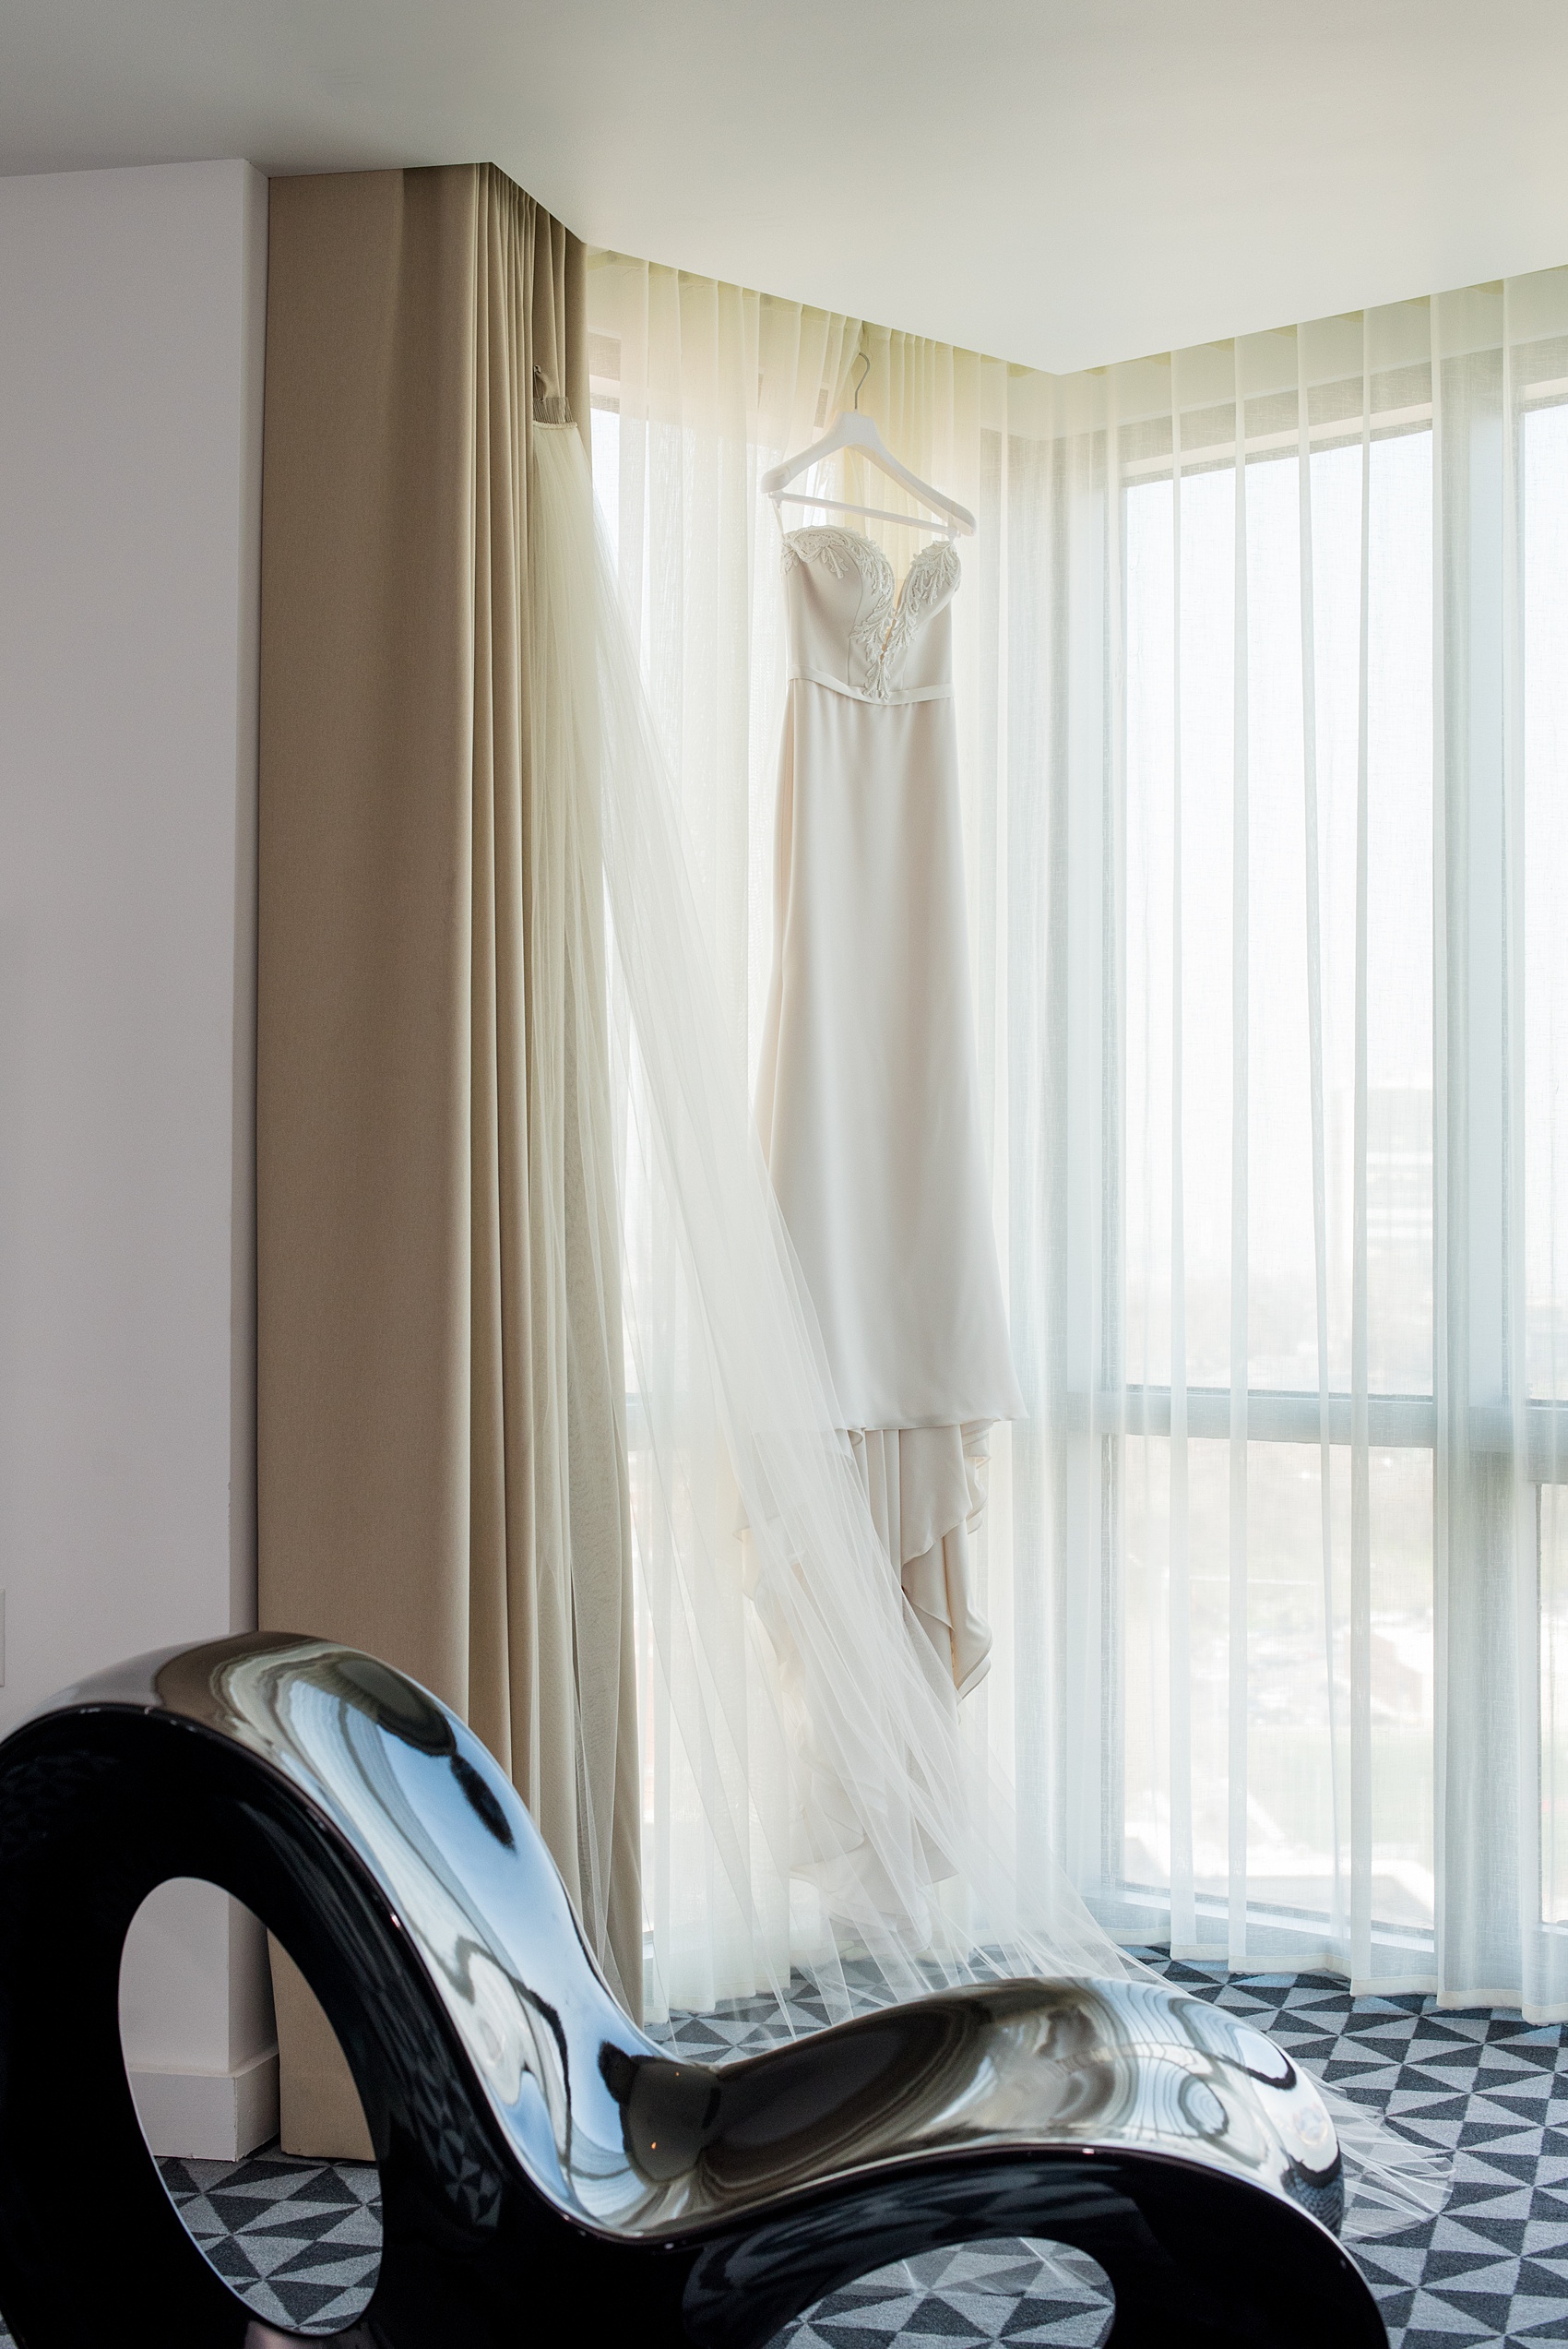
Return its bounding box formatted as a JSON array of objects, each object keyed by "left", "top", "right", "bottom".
[
  {"left": 875, "top": 539, "right": 960, "bottom": 690},
  {"left": 782, "top": 526, "right": 960, "bottom": 698}
]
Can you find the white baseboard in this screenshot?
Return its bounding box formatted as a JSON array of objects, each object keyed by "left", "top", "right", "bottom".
[{"left": 129, "top": 2043, "right": 279, "bottom": 2161}]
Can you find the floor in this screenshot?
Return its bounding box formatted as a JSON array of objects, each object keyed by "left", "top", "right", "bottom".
[{"left": 2, "top": 1957, "right": 1563, "bottom": 2344}]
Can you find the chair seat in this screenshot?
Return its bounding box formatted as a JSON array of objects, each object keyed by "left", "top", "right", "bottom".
[{"left": 0, "top": 1634, "right": 1387, "bottom": 2346}]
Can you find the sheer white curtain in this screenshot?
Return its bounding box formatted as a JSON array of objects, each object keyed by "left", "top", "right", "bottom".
[
  {"left": 588, "top": 252, "right": 1568, "bottom": 2024},
  {"left": 569, "top": 288, "right": 1121, "bottom": 2028}
]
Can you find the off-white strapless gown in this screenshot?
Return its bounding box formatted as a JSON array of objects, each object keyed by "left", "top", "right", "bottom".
[{"left": 754, "top": 525, "right": 1024, "bottom": 1698}]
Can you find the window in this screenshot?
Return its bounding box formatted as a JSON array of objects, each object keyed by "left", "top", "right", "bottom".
[
  {"left": 1116, "top": 416, "right": 1437, "bottom": 1946},
  {"left": 588, "top": 256, "right": 1568, "bottom": 2010}
]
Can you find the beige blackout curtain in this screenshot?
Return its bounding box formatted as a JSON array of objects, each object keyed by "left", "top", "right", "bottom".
[{"left": 258, "top": 164, "right": 641, "bottom": 2153}]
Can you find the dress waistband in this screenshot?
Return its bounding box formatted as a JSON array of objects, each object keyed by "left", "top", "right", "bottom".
[{"left": 789, "top": 666, "right": 953, "bottom": 707}]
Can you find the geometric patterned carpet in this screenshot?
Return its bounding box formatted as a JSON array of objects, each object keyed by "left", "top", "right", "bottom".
[{"left": 1, "top": 1956, "right": 1562, "bottom": 2346}]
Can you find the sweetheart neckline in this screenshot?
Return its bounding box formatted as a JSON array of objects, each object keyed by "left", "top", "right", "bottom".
[{"left": 781, "top": 522, "right": 956, "bottom": 615}]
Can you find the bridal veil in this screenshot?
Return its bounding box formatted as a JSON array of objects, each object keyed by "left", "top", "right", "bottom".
[{"left": 528, "top": 419, "right": 1443, "bottom": 2239}]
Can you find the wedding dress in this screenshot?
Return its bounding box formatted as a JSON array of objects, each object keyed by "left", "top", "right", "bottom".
[{"left": 755, "top": 527, "right": 1024, "bottom": 1695}]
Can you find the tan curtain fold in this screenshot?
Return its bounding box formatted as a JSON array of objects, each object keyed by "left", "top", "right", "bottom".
[{"left": 258, "top": 164, "right": 641, "bottom": 2155}]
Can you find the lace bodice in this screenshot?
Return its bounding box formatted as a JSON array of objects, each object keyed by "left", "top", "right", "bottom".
[{"left": 781, "top": 526, "right": 960, "bottom": 704}]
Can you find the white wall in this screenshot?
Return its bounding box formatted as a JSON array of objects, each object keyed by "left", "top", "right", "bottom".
[{"left": 0, "top": 159, "right": 271, "bottom": 2156}]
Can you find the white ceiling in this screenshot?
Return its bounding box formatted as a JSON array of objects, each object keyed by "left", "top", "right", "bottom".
[{"left": 3, "top": 0, "right": 1567, "bottom": 374}]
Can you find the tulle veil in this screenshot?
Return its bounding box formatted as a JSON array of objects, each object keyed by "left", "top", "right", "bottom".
[{"left": 528, "top": 418, "right": 1446, "bottom": 2239}]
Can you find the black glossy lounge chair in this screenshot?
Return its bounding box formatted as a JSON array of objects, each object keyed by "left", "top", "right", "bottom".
[{"left": 0, "top": 1634, "right": 1386, "bottom": 2347}]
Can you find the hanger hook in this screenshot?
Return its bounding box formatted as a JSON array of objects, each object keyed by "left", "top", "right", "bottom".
[{"left": 851, "top": 351, "right": 870, "bottom": 411}]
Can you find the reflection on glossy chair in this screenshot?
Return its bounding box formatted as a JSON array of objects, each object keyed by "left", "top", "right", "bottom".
[{"left": 0, "top": 1636, "right": 1387, "bottom": 2345}]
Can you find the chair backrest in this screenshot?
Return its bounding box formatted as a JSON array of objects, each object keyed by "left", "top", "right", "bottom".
[{"left": 0, "top": 1632, "right": 670, "bottom": 2347}]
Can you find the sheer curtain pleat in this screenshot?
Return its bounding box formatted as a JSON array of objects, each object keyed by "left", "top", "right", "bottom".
[
  {"left": 1434, "top": 278, "right": 1568, "bottom": 2017},
  {"left": 589, "top": 253, "right": 1568, "bottom": 2026}
]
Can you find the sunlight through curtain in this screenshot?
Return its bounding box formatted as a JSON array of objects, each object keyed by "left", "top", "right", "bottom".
[{"left": 588, "top": 254, "right": 1568, "bottom": 2022}]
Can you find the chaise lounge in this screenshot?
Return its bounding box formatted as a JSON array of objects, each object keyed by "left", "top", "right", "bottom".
[{"left": 0, "top": 1633, "right": 1386, "bottom": 2346}]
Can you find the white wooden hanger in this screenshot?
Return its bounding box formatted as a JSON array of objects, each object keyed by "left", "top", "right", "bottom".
[{"left": 762, "top": 353, "right": 975, "bottom": 539}]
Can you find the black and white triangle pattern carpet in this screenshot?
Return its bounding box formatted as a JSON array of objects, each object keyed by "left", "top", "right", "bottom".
[{"left": 0, "top": 1956, "right": 1562, "bottom": 2345}]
